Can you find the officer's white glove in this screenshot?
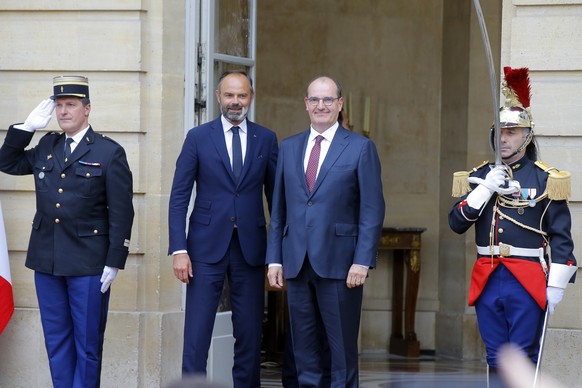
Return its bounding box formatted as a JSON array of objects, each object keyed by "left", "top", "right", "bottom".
[
  {"left": 100, "top": 266, "right": 119, "bottom": 293},
  {"left": 14, "top": 99, "right": 55, "bottom": 132},
  {"left": 546, "top": 286, "right": 564, "bottom": 315},
  {"left": 506, "top": 179, "right": 522, "bottom": 196},
  {"left": 466, "top": 166, "right": 508, "bottom": 209}
]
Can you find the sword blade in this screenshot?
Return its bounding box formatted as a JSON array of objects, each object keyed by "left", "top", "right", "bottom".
[
  {"left": 533, "top": 309, "right": 549, "bottom": 387},
  {"left": 472, "top": 0, "right": 502, "bottom": 165}
]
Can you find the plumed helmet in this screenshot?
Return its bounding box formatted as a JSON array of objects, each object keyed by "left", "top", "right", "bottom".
[
  {"left": 489, "top": 67, "right": 535, "bottom": 156},
  {"left": 499, "top": 66, "right": 534, "bottom": 129}
]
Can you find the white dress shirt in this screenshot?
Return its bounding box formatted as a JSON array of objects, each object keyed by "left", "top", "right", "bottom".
[
  {"left": 65, "top": 125, "right": 90, "bottom": 154},
  {"left": 221, "top": 116, "right": 247, "bottom": 168},
  {"left": 303, "top": 122, "right": 338, "bottom": 177}
]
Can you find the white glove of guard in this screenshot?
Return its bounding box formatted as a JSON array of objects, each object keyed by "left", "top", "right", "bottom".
[
  {"left": 546, "top": 286, "right": 564, "bottom": 315},
  {"left": 466, "top": 166, "right": 508, "bottom": 209},
  {"left": 14, "top": 99, "right": 55, "bottom": 132},
  {"left": 100, "top": 266, "right": 119, "bottom": 293},
  {"left": 506, "top": 179, "right": 522, "bottom": 196}
]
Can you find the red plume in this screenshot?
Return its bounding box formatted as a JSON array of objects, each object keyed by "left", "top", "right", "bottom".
[{"left": 503, "top": 67, "right": 531, "bottom": 108}]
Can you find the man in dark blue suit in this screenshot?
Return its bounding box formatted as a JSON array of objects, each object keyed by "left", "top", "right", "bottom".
[
  {"left": 168, "top": 70, "right": 278, "bottom": 387},
  {"left": 266, "top": 76, "right": 385, "bottom": 387},
  {"left": 0, "top": 76, "right": 134, "bottom": 387}
]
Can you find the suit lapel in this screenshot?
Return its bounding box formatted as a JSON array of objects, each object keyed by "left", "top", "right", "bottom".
[
  {"left": 65, "top": 127, "right": 94, "bottom": 168},
  {"left": 54, "top": 127, "right": 96, "bottom": 170},
  {"left": 209, "top": 118, "right": 235, "bottom": 182},
  {"left": 238, "top": 122, "right": 256, "bottom": 185},
  {"left": 53, "top": 133, "right": 66, "bottom": 169},
  {"left": 297, "top": 131, "right": 310, "bottom": 194},
  {"left": 310, "top": 127, "right": 350, "bottom": 195}
]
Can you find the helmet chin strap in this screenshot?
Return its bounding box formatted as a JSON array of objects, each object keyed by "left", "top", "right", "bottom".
[{"left": 502, "top": 149, "right": 522, "bottom": 161}]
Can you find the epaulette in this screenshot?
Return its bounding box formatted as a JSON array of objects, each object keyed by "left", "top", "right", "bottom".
[
  {"left": 98, "top": 133, "right": 121, "bottom": 146},
  {"left": 451, "top": 161, "right": 489, "bottom": 197},
  {"left": 535, "top": 160, "right": 571, "bottom": 201}
]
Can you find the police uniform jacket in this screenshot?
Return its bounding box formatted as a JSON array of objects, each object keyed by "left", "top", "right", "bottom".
[
  {"left": 449, "top": 155, "right": 576, "bottom": 307},
  {"left": 0, "top": 125, "right": 134, "bottom": 276}
]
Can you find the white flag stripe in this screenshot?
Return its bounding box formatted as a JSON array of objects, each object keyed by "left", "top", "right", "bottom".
[{"left": 0, "top": 201, "right": 10, "bottom": 284}]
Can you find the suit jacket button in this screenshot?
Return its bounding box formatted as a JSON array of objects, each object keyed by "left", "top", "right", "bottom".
[
  {"left": 58, "top": 188, "right": 64, "bottom": 194},
  {"left": 230, "top": 217, "right": 236, "bottom": 222},
  {"left": 86, "top": 173, "right": 91, "bottom": 177},
  {"left": 61, "top": 173, "right": 66, "bottom": 179},
  {"left": 55, "top": 203, "right": 61, "bottom": 208},
  {"left": 55, "top": 218, "right": 60, "bottom": 224},
  {"left": 93, "top": 229, "right": 98, "bottom": 234},
  {"left": 308, "top": 201, "right": 313, "bottom": 206}
]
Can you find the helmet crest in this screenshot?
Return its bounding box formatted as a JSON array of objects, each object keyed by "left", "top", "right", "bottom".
[
  {"left": 499, "top": 67, "right": 534, "bottom": 129},
  {"left": 503, "top": 67, "right": 531, "bottom": 109}
]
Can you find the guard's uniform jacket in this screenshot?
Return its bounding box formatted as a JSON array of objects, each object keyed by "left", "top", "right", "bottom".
[
  {"left": 0, "top": 125, "right": 134, "bottom": 276},
  {"left": 449, "top": 155, "right": 576, "bottom": 309}
]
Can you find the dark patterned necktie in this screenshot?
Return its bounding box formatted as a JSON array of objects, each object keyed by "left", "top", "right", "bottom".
[
  {"left": 305, "top": 135, "right": 324, "bottom": 192},
  {"left": 231, "top": 126, "right": 242, "bottom": 181}
]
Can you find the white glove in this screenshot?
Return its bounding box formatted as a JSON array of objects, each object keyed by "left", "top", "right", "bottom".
[
  {"left": 466, "top": 166, "right": 508, "bottom": 209},
  {"left": 14, "top": 99, "right": 55, "bottom": 132},
  {"left": 506, "top": 179, "right": 522, "bottom": 196},
  {"left": 546, "top": 286, "right": 564, "bottom": 315},
  {"left": 100, "top": 266, "right": 119, "bottom": 293}
]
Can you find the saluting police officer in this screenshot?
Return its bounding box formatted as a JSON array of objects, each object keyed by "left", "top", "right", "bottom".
[
  {"left": 449, "top": 67, "right": 576, "bottom": 387},
  {"left": 0, "top": 76, "right": 134, "bottom": 388}
]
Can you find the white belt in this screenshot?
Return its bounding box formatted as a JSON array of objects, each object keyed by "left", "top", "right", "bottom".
[{"left": 477, "top": 244, "right": 544, "bottom": 259}]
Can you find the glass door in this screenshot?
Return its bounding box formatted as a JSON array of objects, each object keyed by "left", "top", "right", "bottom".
[{"left": 185, "top": 0, "right": 257, "bottom": 133}]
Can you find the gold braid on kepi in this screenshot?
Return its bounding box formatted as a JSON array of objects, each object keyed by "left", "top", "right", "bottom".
[
  {"left": 451, "top": 161, "right": 489, "bottom": 197},
  {"left": 535, "top": 161, "right": 571, "bottom": 201}
]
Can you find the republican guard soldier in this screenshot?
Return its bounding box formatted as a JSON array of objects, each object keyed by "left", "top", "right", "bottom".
[{"left": 449, "top": 67, "right": 576, "bottom": 386}]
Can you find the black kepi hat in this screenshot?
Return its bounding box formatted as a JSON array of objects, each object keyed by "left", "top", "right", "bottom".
[{"left": 52, "top": 75, "right": 89, "bottom": 99}]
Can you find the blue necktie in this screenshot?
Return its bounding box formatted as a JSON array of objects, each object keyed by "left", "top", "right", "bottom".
[
  {"left": 231, "top": 126, "right": 242, "bottom": 181},
  {"left": 64, "top": 137, "right": 74, "bottom": 162}
]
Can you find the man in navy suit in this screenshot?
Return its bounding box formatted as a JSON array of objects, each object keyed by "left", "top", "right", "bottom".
[
  {"left": 168, "top": 70, "right": 278, "bottom": 387},
  {"left": 0, "top": 76, "right": 134, "bottom": 387},
  {"left": 266, "top": 76, "right": 385, "bottom": 387}
]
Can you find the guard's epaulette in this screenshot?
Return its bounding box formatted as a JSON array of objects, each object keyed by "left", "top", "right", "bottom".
[
  {"left": 534, "top": 160, "right": 571, "bottom": 201},
  {"left": 97, "top": 133, "right": 121, "bottom": 146},
  {"left": 451, "top": 161, "right": 489, "bottom": 197}
]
